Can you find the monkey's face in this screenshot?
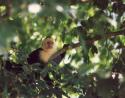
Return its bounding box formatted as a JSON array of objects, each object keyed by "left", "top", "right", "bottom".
[{"left": 42, "top": 38, "right": 55, "bottom": 50}]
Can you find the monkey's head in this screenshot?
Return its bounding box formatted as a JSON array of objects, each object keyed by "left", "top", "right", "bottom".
[{"left": 42, "top": 37, "right": 56, "bottom": 50}]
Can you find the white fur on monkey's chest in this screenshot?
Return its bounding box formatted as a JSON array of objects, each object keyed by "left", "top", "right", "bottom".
[{"left": 39, "top": 48, "right": 56, "bottom": 63}]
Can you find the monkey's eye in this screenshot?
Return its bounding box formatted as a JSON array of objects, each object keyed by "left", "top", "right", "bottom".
[{"left": 47, "top": 41, "right": 53, "bottom": 45}]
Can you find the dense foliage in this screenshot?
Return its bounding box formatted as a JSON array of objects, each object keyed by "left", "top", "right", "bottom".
[{"left": 0, "top": 0, "right": 125, "bottom": 98}]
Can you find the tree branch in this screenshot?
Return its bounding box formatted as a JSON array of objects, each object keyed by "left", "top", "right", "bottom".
[{"left": 50, "top": 29, "right": 125, "bottom": 60}]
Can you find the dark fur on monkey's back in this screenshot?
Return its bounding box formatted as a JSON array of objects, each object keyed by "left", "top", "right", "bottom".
[{"left": 27, "top": 48, "right": 42, "bottom": 65}]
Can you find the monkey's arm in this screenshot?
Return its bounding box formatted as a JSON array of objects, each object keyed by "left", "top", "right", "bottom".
[
  {"left": 50, "top": 44, "right": 68, "bottom": 66},
  {"left": 51, "top": 50, "right": 66, "bottom": 66}
]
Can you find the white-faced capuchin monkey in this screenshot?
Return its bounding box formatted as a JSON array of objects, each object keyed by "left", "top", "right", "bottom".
[
  {"left": 27, "top": 37, "right": 66, "bottom": 67},
  {"left": 27, "top": 37, "right": 67, "bottom": 85}
]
